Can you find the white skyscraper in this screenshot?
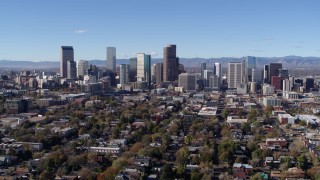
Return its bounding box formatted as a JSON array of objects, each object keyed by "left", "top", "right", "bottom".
[
  {"left": 107, "top": 47, "right": 116, "bottom": 72},
  {"left": 137, "top": 53, "right": 151, "bottom": 84},
  {"left": 214, "top": 62, "right": 222, "bottom": 86},
  {"left": 77, "top": 60, "right": 89, "bottom": 77},
  {"left": 228, "top": 62, "right": 243, "bottom": 89}
]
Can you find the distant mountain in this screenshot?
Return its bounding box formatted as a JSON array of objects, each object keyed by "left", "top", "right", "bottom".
[{"left": 0, "top": 56, "right": 319, "bottom": 70}]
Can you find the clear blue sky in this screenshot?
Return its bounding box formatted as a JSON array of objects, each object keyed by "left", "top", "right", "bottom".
[{"left": 0, "top": 0, "right": 319, "bottom": 61}]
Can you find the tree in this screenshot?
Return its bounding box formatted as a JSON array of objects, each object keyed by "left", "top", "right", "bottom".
[
  {"left": 99, "top": 167, "right": 118, "bottom": 180},
  {"left": 176, "top": 146, "right": 189, "bottom": 167},
  {"left": 299, "top": 120, "right": 307, "bottom": 126},
  {"left": 130, "top": 142, "right": 143, "bottom": 154},
  {"left": 199, "top": 145, "right": 214, "bottom": 163},
  {"left": 191, "top": 169, "right": 202, "bottom": 180},
  {"left": 218, "top": 140, "right": 239, "bottom": 165},
  {"left": 297, "top": 154, "right": 308, "bottom": 171},
  {"left": 247, "top": 109, "right": 258, "bottom": 121},
  {"left": 250, "top": 173, "right": 263, "bottom": 180},
  {"left": 78, "top": 168, "right": 97, "bottom": 180},
  {"left": 251, "top": 149, "right": 262, "bottom": 159},
  {"left": 39, "top": 170, "right": 54, "bottom": 180},
  {"left": 176, "top": 146, "right": 189, "bottom": 175},
  {"left": 221, "top": 109, "right": 229, "bottom": 120},
  {"left": 220, "top": 126, "right": 231, "bottom": 137},
  {"left": 315, "top": 169, "right": 320, "bottom": 180},
  {"left": 112, "top": 157, "right": 128, "bottom": 170},
  {"left": 241, "top": 122, "right": 251, "bottom": 135},
  {"left": 160, "top": 164, "right": 174, "bottom": 180}
]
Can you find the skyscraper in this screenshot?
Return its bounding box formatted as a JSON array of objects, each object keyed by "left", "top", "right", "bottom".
[
  {"left": 278, "top": 69, "right": 289, "bottom": 79},
  {"left": 178, "top": 73, "right": 197, "bottom": 91},
  {"left": 155, "top": 63, "right": 163, "bottom": 86},
  {"left": 252, "top": 68, "right": 263, "bottom": 83},
  {"left": 119, "top": 64, "right": 130, "bottom": 87},
  {"left": 129, "top": 58, "right": 137, "bottom": 82},
  {"left": 200, "top": 62, "right": 206, "bottom": 79},
  {"left": 60, "top": 46, "right": 74, "bottom": 78},
  {"left": 77, "top": 60, "right": 89, "bottom": 77},
  {"left": 203, "top": 70, "right": 213, "bottom": 87},
  {"left": 163, "top": 44, "right": 179, "bottom": 82},
  {"left": 137, "top": 53, "right": 151, "bottom": 85},
  {"left": 67, "top": 60, "right": 76, "bottom": 79},
  {"left": 244, "top": 56, "right": 256, "bottom": 82},
  {"left": 263, "top": 65, "right": 269, "bottom": 83},
  {"left": 269, "top": 63, "right": 282, "bottom": 81},
  {"left": 305, "top": 77, "right": 314, "bottom": 92},
  {"left": 228, "top": 62, "right": 242, "bottom": 89},
  {"left": 209, "top": 75, "right": 220, "bottom": 90},
  {"left": 214, "top": 62, "right": 222, "bottom": 86},
  {"left": 107, "top": 47, "right": 116, "bottom": 72}
]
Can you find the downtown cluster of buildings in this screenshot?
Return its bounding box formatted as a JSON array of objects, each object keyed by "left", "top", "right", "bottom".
[
  {"left": 219, "top": 57, "right": 315, "bottom": 97},
  {"left": 8, "top": 44, "right": 318, "bottom": 100},
  {"left": 58, "top": 45, "right": 186, "bottom": 94}
]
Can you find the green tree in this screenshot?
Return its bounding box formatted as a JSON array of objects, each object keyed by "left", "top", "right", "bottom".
[
  {"left": 221, "top": 109, "right": 229, "bottom": 120},
  {"left": 218, "top": 139, "right": 239, "bottom": 166},
  {"left": 191, "top": 169, "right": 202, "bottom": 180},
  {"left": 175, "top": 147, "right": 189, "bottom": 175},
  {"left": 297, "top": 154, "right": 308, "bottom": 171},
  {"left": 160, "top": 164, "right": 174, "bottom": 180},
  {"left": 248, "top": 109, "right": 258, "bottom": 121}
]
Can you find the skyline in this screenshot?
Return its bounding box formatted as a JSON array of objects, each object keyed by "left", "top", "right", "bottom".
[{"left": 0, "top": 0, "right": 319, "bottom": 61}]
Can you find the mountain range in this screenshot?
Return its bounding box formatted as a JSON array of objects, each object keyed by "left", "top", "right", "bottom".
[{"left": 0, "top": 56, "right": 319, "bottom": 70}]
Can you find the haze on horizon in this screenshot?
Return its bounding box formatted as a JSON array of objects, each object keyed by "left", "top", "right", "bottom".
[{"left": 0, "top": 0, "right": 319, "bottom": 61}]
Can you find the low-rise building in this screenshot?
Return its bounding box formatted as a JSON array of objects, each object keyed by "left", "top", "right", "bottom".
[
  {"left": 278, "top": 114, "right": 295, "bottom": 124},
  {"left": 87, "top": 146, "right": 121, "bottom": 156},
  {"left": 262, "top": 96, "right": 281, "bottom": 107}
]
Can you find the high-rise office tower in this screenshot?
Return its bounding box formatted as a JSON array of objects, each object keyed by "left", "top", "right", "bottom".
[
  {"left": 289, "top": 76, "right": 295, "bottom": 91},
  {"left": 271, "top": 76, "right": 282, "bottom": 90},
  {"left": 244, "top": 56, "right": 256, "bottom": 82},
  {"left": 252, "top": 68, "right": 263, "bottom": 83},
  {"left": 77, "top": 60, "right": 89, "bottom": 77},
  {"left": 263, "top": 65, "right": 269, "bottom": 83},
  {"left": 119, "top": 64, "right": 130, "bottom": 86},
  {"left": 155, "top": 63, "right": 163, "bottom": 86},
  {"left": 283, "top": 79, "right": 291, "bottom": 92},
  {"left": 151, "top": 64, "right": 156, "bottom": 83},
  {"left": 269, "top": 63, "right": 282, "bottom": 81},
  {"left": 178, "top": 73, "right": 197, "bottom": 91},
  {"left": 87, "top": 65, "right": 99, "bottom": 80},
  {"left": 209, "top": 75, "right": 220, "bottom": 90},
  {"left": 67, "top": 60, "right": 76, "bottom": 79},
  {"left": 60, "top": 46, "right": 74, "bottom": 78},
  {"left": 107, "top": 47, "right": 116, "bottom": 72},
  {"left": 163, "top": 44, "right": 179, "bottom": 82},
  {"left": 305, "top": 77, "right": 314, "bottom": 92},
  {"left": 129, "top": 58, "right": 137, "bottom": 82},
  {"left": 200, "top": 62, "right": 206, "bottom": 79},
  {"left": 214, "top": 62, "right": 222, "bottom": 86},
  {"left": 137, "top": 53, "right": 151, "bottom": 85},
  {"left": 228, "top": 62, "right": 243, "bottom": 89},
  {"left": 278, "top": 69, "right": 289, "bottom": 79},
  {"left": 203, "top": 70, "right": 213, "bottom": 87}
]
